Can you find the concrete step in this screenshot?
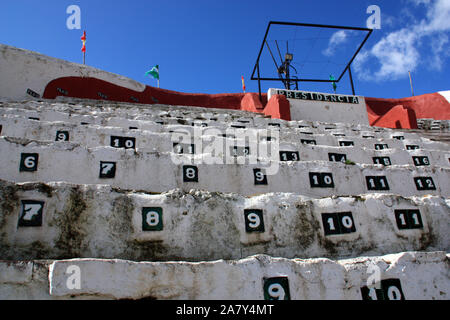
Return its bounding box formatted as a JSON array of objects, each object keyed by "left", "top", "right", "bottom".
[
  {"left": 1, "top": 115, "right": 449, "bottom": 160},
  {"left": 0, "top": 100, "right": 263, "bottom": 126},
  {"left": 1, "top": 136, "right": 449, "bottom": 197},
  {"left": 2, "top": 102, "right": 449, "bottom": 154},
  {"left": 1, "top": 179, "right": 448, "bottom": 262},
  {"left": 0, "top": 104, "right": 408, "bottom": 137},
  {"left": 0, "top": 251, "right": 448, "bottom": 299},
  {"left": 0, "top": 99, "right": 414, "bottom": 133}
]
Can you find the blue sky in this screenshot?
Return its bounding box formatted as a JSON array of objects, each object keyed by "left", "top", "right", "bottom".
[{"left": 1, "top": 0, "right": 449, "bottom": 98}]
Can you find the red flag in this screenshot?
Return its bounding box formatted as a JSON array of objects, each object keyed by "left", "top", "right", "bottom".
[
  {"left": 241, "top": 76, "right": 246, "bottom": 93},
  {"left": 81, "top": 30, "right": 86, "bottom": 52}
]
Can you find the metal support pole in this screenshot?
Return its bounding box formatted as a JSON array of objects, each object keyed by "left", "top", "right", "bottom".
[
  {"left": 257, "top": 62, "right": 262, "bottom": 103},
  {"left": 348, "top": 65, "right": 355, "bottom": 96},
  {"left": 408, "top": 71, "right": 414, "bottom": 96},
  {"left": 286, "top": 61, "right": 291, "bottom": 90}
]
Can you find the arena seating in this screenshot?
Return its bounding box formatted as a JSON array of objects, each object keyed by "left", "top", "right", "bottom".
[
  {"left": 0, "top": 96, "right": 448, "bottom": 300},
  {"left": 0, "top": 42, "right": 449, "bottom": 299}
]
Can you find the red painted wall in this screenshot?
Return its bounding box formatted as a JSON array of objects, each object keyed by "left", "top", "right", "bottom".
[
  {"left": 368, "top": 104, "right": 418, "bottom": 129},
  {"left": 263, "top": 94, "right": 291, "bottom": 121},
  {"left": 44, "top": 76, "right": 277, "bottom": 118},
  {"left": 43, "top": 77, "right": 246, "bottom": 110},
  {"left": 43, "top": 76, "right": 449, "bottom": 129},
  {"left": 365, "top": 93, "right": 450, "bottom": 121}
]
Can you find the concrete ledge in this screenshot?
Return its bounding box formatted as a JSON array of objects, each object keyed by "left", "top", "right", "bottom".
[
  {"left": 1, "top": 102, "right": 448, "bottom": 152},
  {"left": 2, "top": 116, "right": 449, "bottom": 169},
  {"left": 47, "top": 251, "right": 449, "bottom": 299},
  {"left": 1, "top": 251, "right": 448, "bottom": 299},
  {"left": 0, "top": 179, "right": 448, "bottom": 261},
  {"left": 0, "top": 136, "right": 448, "bottom": 197},
  {"left": 0, "top": 261, "right": 33, "bottom": 284}
]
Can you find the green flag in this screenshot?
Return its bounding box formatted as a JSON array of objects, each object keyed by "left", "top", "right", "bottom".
[
  {"left": 145, "top": 65, "right": 159, "bottom": 80},
  {"left": 329, "top": 74, "right": 337, "bottom": 93}
]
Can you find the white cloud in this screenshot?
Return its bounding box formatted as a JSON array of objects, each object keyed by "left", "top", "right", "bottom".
[
  {"left": 429, "top": 33, "right": 449, "bottom": 70},
  {"left": 422, "top": 0, "right": 450, "bottom": 32},
  {"left": 323, "top": 30, "right": 349, "bottom": 56},
  {"left": 353, "top": 51, "right": 371, "bottom": 81},
  {"left": 354, "top": 0, "right": 450, "bottom": 82},
  {"left": 381, "top": 13, "right": 397, "bottom": 29},
  {"left": 372, "top": 28, "right": 420, "bottom": 80},
  {"left": 408, "top": 0, "right": 431, "bottom": 5}
]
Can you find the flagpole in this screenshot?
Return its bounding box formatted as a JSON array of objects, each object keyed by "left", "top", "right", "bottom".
[
  {"left": 408, "top": 71, "right": 414, "bottom": 96},
  {"left": 81, "top": 30, "right": 86, "bottom": 65}
]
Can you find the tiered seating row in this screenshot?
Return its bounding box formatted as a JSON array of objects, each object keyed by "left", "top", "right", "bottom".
[
  {"left": 0, "top": 252, "right": 448, "bottom": 299},
  {"left": 0, "top": 101, "right": 430, "bottom": 135},
  {"left": 0, "top": 100, "right": 261, "bottom": 127},
  {"left": 3, "top": 100, "right": 449, "bottom": 154},
  {"left": 1, "top": 179, "right": 448, "bottom": 261},
  {"left": 417, "top": 118, "right": 450, "bottom": 131},
  {"left": 1, "top": 137, "right": 449, "bottom": 197},
  {"left": 1, "top": 98, "right": 447, "bottom": 139},
  {"left": 3, "top": 101, "right": 449, "bottom": 158},
  {"left": 1, "top": 115, "right": 449, "bottom": 168},
  {"left": 0, "top": 99, "right": 431, "bottom": 137},
  {"left": 1, "top": 112, "right": 446, "bottom": 149}
]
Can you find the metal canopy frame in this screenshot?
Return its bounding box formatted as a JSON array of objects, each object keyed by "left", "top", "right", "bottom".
[{"left": 251, "top": 21, "right": 373, "bottom": 99}]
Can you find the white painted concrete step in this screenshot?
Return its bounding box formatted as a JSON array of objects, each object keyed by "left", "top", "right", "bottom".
[
  {"left": 0, "top": 251, "right": 447, "bottom": 299},
  {"left": 0, "top": 102, "right": 401, "bottom": 131},
  {"left": 0, "top": 106, "right": 277, "bottom": 136},
  {"left": 0, "top": 100, "right": 263, "bottom": 127},
  {"left": 2, "top": 116, "right": 448, "bottom": 167},
  {"left": 1, "top": 114, "right": 449, "bottom": 170},
  {"left": 0, "top": 98, "right": 417, "bottom": 138},
  {"left": 0, "top": 105, "right": 317, "bottom": 130},
  {"left": 282, "top": 143, "right": 450, "bottom": 168},
  {"left": 0, "top": 99, "right": 414, "bottom": 135},
  {"left": 0, "top": 98, "right": 385, "bottom": 135},
  {"left": 1, "top": 136, "right": 449, "bottom": 197},
  {"left": 1, "top": 106, "right": 448, "bottom": 153},
  {"left": 1, "top": 100, "right": 444, "bottom": 152},
  {"left": 1, "top": 179, "right": 448, "bottom": 262}
]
